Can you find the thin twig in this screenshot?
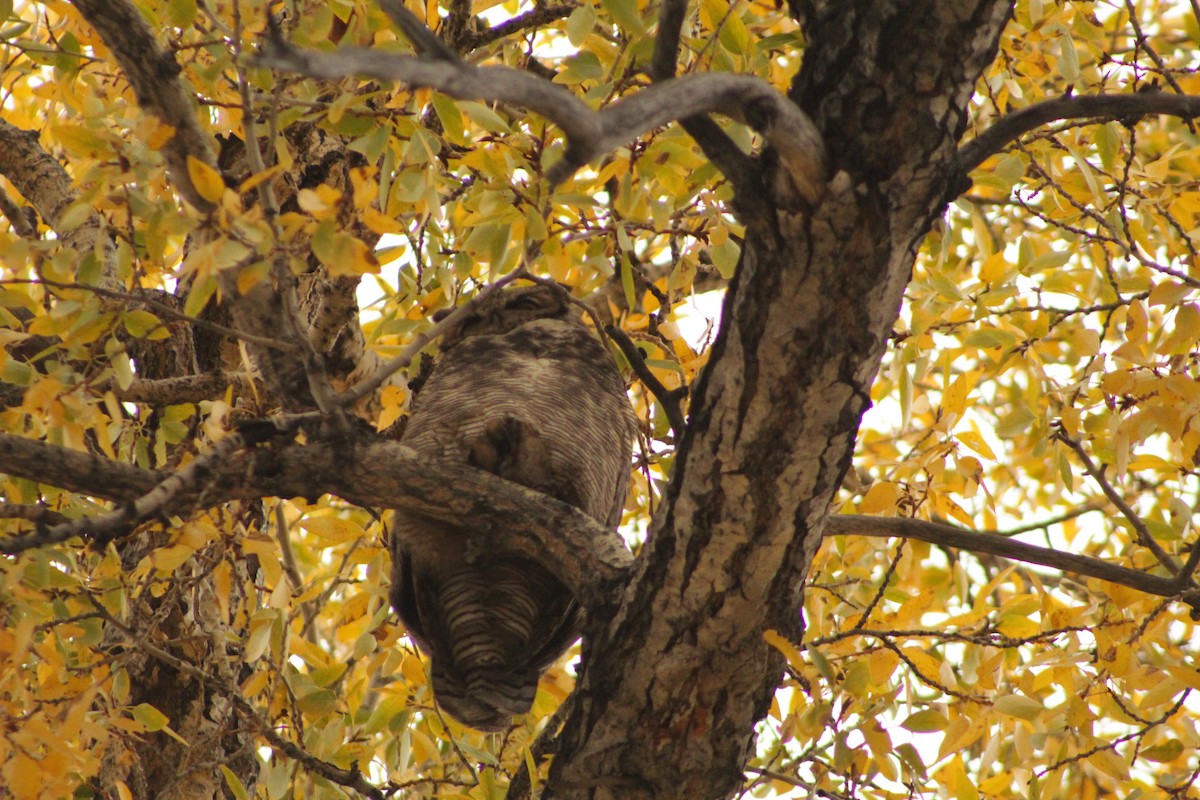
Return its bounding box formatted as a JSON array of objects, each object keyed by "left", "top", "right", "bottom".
[
  {"left": 1052, "top": 428, "right": 1178, "bottom": 574},
  {"left": 604, "top": 324, "right": 687, "bottom": 437},
  {"left": 88, "top": 597, "right": 388, "bottom": 799},
  {"left": 336, "top": 269, "right": 531, "bottom": 407}
]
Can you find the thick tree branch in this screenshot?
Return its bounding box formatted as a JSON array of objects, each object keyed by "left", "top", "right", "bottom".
[
  {"left": 255, "top": 7, "right": 827, "bottom": 201},
  {"left": 649, "top": 0, "right": 688, "bottom": 81},
  {"left": 4, "top": 429, "right": 1197, "bottom": 619},
  {"left": 112, "top": 372, "right": 258, "bottom": 405},
  {"left": 0, "top": 431, "right": 633, "bottom": 611},
  {"left": 958, "top": 92, "right": 1200, "bottom": 175},
  {"left": 0, "top": 118, "right": 117, "bottom": 287},
  {"left": 70, "top": 0, "right": 218, "bottom": 212}
]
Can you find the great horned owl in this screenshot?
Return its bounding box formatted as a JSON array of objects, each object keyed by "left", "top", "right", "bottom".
[{"left": 390, "top": 284, "right": 636, "bottom": 730}]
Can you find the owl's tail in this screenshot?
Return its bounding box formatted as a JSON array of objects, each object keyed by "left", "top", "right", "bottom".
[
  {"left": 428, "top": 561, "right": 580, "bottom": 730},
  {"left": 430, "top": 664, "right": 539, "bottom": 732}
]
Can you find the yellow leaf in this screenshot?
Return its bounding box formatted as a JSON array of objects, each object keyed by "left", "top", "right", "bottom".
[
  {"left": 942, "top": 369, "right": 981, "bottom": 417},
  {"left": 376, "top": 385, "right": 408, "bottom": 431},
  {"left": 867, "top": 648, "right": 900, "bottom": 685},
  {"left": 901, "top": 708, "right": 948, "bottom": 733},
  {"left": 5, "top": 753, "right": 42, "bottom": 799},
  {"left": 186, "top": 155, "right": 226, "bottom": 204},
  {"left": 238, "top": 164, "right": 285, "bottom": 194},
  {"left": 957, "top": 429, "right": 996, "bottom": 460},
  {"left": 300, "top": 516, "right": 366, "bottom": 545},
  {"left": 220, "top": 766, "right": 253, "bottom": 800},
  {"left": 130, "top": 702, "right": 170, "bottom": 732},
  {"left": 859, "top": 481, "right": 902, "bottom": 515},
  {"left": 1165, "top": 665, "right": 1200, "bottom": 692},
  {"left": 1148, "top": 280, "right": 1192, "bottom": 307},
  {"left": 1141, "top": 739, "right": 1184, "bottom": 763},
  {"left": 144, "top": 121, "right": 177, "bottom": 150},
  {"left": 763, "top": 629, "right": 804, "bottom": 670},
  {"left": 936, "top": 755, "right": 979, "bottom": 800},
  {"left": 150, "top": 543, "right": 195, "bottom": 574},
  {"left": 1088, "top": 748, "right": 1130, "bottom": 782},
  {"left": 311, "top": 221, "right": 380, "bottom": 276},
  {"left": 996, "top": 613, "right": 1039, "bottom": 639}
]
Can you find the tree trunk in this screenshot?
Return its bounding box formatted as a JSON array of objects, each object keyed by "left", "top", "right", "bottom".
[{"left": 547, "top": 3, "right": 1014, "bottom": 797}]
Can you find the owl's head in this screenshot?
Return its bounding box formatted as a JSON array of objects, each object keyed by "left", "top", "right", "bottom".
[{"left": 437, "top": 284, "right": 577, "bottom": 346}]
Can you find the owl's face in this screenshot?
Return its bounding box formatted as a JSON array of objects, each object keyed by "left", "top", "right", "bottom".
[{"left": 437, "top": 285, "right": 575, "bottom": 347}]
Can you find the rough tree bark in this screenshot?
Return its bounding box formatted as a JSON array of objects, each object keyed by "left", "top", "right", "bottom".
[{"left": 544, "top": 2, "right": 1014, "bottom": 797}]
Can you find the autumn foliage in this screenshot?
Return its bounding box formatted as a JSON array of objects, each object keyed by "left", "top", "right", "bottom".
[{"left": 2, "top": 0, "right": 1200, "bottom": 798}]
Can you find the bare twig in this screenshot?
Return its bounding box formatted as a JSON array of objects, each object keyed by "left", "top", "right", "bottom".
[
  {"left": 1053, "top": 429, "right": 1178, "bottom": 574},
  {"left": 604, "top": 324, "right": 687, "bottom": 437},
  {"left": 991, "top": 499, "right": 1105, "bottom": 536},
  {"left": 335, "top": 269, "right": 531, "bottom": 407},
  {"left": 958, "top": 92, "right": 1200, "bottom": 175},
  {"left": 462, "top": 3, "right": 579, "bottom": 51}
]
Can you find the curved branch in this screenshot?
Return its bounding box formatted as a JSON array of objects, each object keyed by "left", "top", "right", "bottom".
[
  {"left": 255, "top": 20, "right": 827, "bottom": 201},
  {"left": 645, "top": 0, "right": 771, "bottom": 220},
  {"left": 958, "top": 92, "right": 1200, "bottom": 175}
]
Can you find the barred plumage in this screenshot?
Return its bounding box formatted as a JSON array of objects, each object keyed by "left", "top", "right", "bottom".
[{"left": 390, "top": 284, "right": 635, "bottom": 730}]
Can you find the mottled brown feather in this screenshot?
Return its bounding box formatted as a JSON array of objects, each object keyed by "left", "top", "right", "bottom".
[{"left": 389, "top": 285, "right": 636, "bottom": 730}]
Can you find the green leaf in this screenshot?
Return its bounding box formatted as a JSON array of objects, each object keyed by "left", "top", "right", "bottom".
[
  {"left": 123, "top": 310, "right": 168, "bottom": 340},
  {"left": 601, "top": 0, "right": 646, "bottom": 34},
  {"left": 1141, "top": 740, "right": 1184, "bottom": 763},
  {"left": 131, "top": 703, "right": 170, "bottom": 732},
  {"left": 994, "top": 693, "right": 1043, "bottom": 722},
  {"left": 566, "top": 4, "right": 597, "bottom": 46},
  {"left": 901, "top": 709, "right": 949, "bottom": 733},
  {"left": 296, "top": 688, "right": 338, "bottom": 716}
]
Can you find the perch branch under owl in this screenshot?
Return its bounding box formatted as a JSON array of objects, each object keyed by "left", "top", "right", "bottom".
[
  {"left": 2, "top": 430, "right": 1198, "bottom": 612},
  {"left": 254, "top": 0, "right": 828, "bottom": 203}
]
